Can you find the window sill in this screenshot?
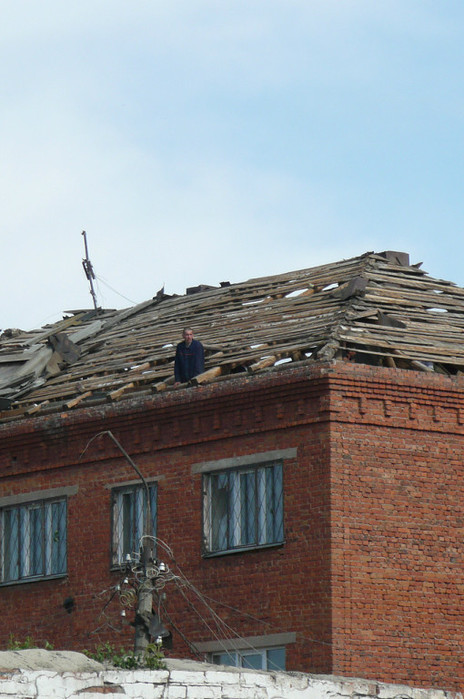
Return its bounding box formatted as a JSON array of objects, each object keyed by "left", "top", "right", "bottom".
[
  {"left": 110, "top": 562, "right": 133, "bottom": 572},
  {"left": 0, "top": 573, "right": 67, "bottom": 588},
  {"left": 202, "top": 540, "right": 285, "bottom": 559}
]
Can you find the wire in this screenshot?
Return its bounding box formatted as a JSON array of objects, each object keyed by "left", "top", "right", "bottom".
[
  {"left": 159, "top": 599, "right": 204, "bottom": 661},
  {"left": 132, "top": 538, "right": 254, "bottom": 655},
  {"left": 88, "top": 569, "right": 133, "bottom": 639},
  {"left": 205, "top": 595, "right": 335, "bottom": 648},
  {"left": 95, "top": 274, "right": 137, "bottom": 305},
  {"left": 196, "top": 590, "right": 333, "bottom": 648},
  {"left": 171, "top": 579, "right": 232, "bottom": 650},
  {"left": 155, "top": 536, "right": 326, "bottom": 655},
  {"left": 81, "top": 531, "right": 463, "bottom": 687},
  {"left": 168, "top": 574, "right": 295, "bottom": 662},
  {"left": 86, "top": 530, "right": 334, "bottom": 660},
  {"left": 148, "top": 540, "right": 289, "bottom": 659},
  {"left": 142, "top": 535, "right": 176, "bottom": 561},
  {"left": 173, "top": 575, "right": 236, "bottom": 641},
  {"left": 155, "top": 538, "right": 334, "bottom": 652}
]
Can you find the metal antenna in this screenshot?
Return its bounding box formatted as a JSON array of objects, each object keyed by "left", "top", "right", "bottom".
[{"left": 81, "top": 230, "right": 98, "bottom": 311}]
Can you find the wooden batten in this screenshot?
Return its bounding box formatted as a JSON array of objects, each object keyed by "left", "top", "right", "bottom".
[
  {"left": 128, "top": 361, "right": 151, "bottom": 374},
  {"left": 65, "top": 391, "right": 93, "bottom": 409},
  {"left": 248, "top": 356, "right": 278, "bottom": 373},
  {"left": 25, "top": 400, "right": 50, "bottom": 416},
  {"left": 108, "top": 383, "right": 135, "bottom": 401},
  {"left": 152, "top": 376, "right": 175, "bottom": 393},
  {"left": 4, "top": 250, "right": 464, "bottom": 417},
  {"left": 191, "top": 367, "right": 222, "bottom": 385}
]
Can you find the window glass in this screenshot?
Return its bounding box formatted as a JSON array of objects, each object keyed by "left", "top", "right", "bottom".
[
  {"left": 211, "top": 647, "right": 286, "bottom": 671},
  {"left": 241, "top": 652, "right": 262, "bottom": 670},
  {"left": 50, "top": 500, "right": 67, "bottom": 574},
  {"left": 212, "top": 652, "right": 237, "bottom": 667},
  {"left": 4, "top": 508, "right": 19, "bottom": 581},
  {"left": 267, "top": 647, "right": 286, "bottom": 671},
  {"left": 0, "top": 499, "right": 67, "bottom": 584},
  {"left": 240, "top": 471, "right": 256, "bottom": 546},
  {"left": 204, "top": 462, "right": 283, "bottom": 554},
  {"left": 30, "top": 506, "right": 44, "bottom": 576},
  {"left": 211, "top": 473, "right": 228, "bottom": 551},
  {"left": 112, "top": 484, "right": 157, "bottom": 566}
]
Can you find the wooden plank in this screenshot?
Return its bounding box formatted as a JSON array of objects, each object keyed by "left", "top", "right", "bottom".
[
  {"left": 109, "top": 383, "right": 135, "bottom": 401},
  {"left": 25, "top": 401, "right": 50, "bottom": 415},
  {"left": 152, "top": 376, "right": 175, "bottom": 393},
  {"left": 23, "top": 313, "right": 86, "bottom": 347},
  {"left": 65, "top": 392, "right": 92, "bottom": 409},
  {"left": 6, "top": 249, "right": 464, "bottom": 416},
  {"left": 127, "top": 361, "right": 151, "bottom": 374},
  {"left": 191, "top": 367, "right": 222, "bottom": 385},
  {"left": 248, "top": 356, "right": 278, "bottom": 373}
]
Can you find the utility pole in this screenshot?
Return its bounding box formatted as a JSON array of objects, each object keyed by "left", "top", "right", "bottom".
[
  {"left": 82, "top": 430, "right": 164, "bottom": 657},
  {"left": 103, "top": 432, "right": 154, "bottom": 656},
  {"left": 81, "top": 230, "right": 99, "bottom": 311}
]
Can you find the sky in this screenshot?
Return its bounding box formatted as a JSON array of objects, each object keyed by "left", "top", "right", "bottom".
[{"left": 1, "top": 1, "right": 463, "bottom": 331}]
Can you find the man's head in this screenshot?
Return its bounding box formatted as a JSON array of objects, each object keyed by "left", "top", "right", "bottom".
[{"left": 182, "top": 327, "right": 194, "bottom": 346}]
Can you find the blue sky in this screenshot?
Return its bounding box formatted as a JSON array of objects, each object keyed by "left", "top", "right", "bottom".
[{"left": 1, "top": 1, "right": 463, "bottom": 330}]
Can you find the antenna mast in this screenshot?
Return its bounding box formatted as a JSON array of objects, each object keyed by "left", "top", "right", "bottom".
[{"left": 81, "top": 230, "right": 98, "bottom": 311}]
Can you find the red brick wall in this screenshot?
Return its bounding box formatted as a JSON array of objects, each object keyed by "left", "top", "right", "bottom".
[
  {"left": 0, "top": 362, "right": 462, "bottom": 691},
  {"left": 329, "top": 362, "right": 464, "bottom": 691},
  {"left": 0, "top": 368, "right": 333, "bottom": 674}
]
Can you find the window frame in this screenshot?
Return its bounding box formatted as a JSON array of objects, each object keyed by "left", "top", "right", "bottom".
[
  {"left": 211, "top": 646, "right": 286, "bottom": 671},
  {"left": 0, "top": 496, "right": 68, "bottom": 586},
  {"left": 110, "top": 481, "right": 157, "bottom": 569},
  {"left": 194, "top": 632, "right": 295, "bottom": 671},
  {"left": 202, "top": 459, "right": 284, "bottom": 557}
]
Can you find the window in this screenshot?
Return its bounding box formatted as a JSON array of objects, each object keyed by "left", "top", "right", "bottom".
[
  {"left": 203, "top": 461, "right": 283, "bottom": 554},
  {"left": 0, "top": 498, "right": 67, "bottom": 584},
  {"left": 195, "top": 632, "right": 295, "bottom": 670},
  {"left": 211, "top": 647, "right": 285, "bottom": 671},
  {"left": 111, "top": 484, "right": 157, "bottom": 567}
]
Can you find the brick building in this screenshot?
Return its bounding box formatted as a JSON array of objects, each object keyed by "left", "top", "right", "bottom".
[{"left": 0, "top": 251, "right": 462, "bottom": 691}]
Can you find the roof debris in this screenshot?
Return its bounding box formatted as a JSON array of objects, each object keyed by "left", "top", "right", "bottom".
[{"left": 1, "top": 250, "right": 464, "bottom": 422}]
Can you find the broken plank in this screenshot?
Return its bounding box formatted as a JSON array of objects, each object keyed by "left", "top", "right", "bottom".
[
  {"left": 25, "top": 400, "right": 51, "bottom": 415},
  {"left": 65, "top": 391, "right": 93, "bottom": 409},
  {"left": 108, "top": 383, "right": 135, "bottom": 401},
  {"left": 152, "top": 376, "right": 175, "bottom": 393},
  {"left": 248, "top": 355, "right": 278, "bottom": 373},
  {"left": 191, "top": 366, "right": 222, "bottom": 385}
]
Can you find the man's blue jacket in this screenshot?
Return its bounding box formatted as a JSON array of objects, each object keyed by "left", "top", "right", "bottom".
[{"left": 174, "top": 339, "right": 205, "bottom": 383}]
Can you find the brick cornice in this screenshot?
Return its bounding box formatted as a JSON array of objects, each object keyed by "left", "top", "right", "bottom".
[
  {"left": 0, "top": 364, "right": 332, "bottom": 475},
  {"left": 326, "top": 361, "right": 464, "bottom": 433},
  {"left": 3, "top": 360, "right": 464, "bottom": 475}
]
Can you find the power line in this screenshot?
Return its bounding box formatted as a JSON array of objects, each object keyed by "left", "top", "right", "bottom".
[{"left": 95, "top": 274, "right": 137, "bottom": 305}]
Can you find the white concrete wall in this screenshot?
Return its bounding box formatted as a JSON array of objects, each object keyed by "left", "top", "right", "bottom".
[{"left": 0, "top": 662, "right": 460, "bottom": 699}]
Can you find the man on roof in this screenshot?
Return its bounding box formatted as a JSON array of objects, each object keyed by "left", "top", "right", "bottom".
[{"left": 174, "top": 327, "right": 205, "bottom": 385}]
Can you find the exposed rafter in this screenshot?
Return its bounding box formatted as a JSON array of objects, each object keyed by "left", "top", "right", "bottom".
[{"left": 1, "top": 250, "right": 463, "bottom": 421}]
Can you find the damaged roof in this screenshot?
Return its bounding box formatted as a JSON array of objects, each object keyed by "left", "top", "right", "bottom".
[{"left": 1, "top": 250, "right": 464, "bottom": 422}]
